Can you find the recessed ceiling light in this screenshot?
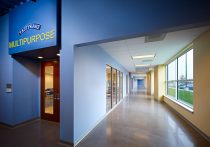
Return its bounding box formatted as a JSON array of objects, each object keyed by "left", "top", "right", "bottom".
[
  {"left": 135, "top": 64, "right": 149, "bottom": 67},
  {"left": 57, "top": 53, "right": 60, "bottom": 56},
  {"left": 38, "top": 56, "right": 43, "bottom": 59},
  {"left": 132, "top": 54, "right": 155, "bottom": 60}
]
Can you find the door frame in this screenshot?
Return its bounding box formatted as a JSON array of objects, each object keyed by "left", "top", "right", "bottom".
[{"left": 40, "top": 60, "right": 60, "bottom": 122}]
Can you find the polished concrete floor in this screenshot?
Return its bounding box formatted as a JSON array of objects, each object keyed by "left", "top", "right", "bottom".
[
  {"left": 0, "top": 91, "right": 210, "bottom": 147},
  {"left": 0, "top": 120, "right": 70, "bottom": 147},
  {"left": 76, "top": 90, "right": 210, "bottom": 147}
]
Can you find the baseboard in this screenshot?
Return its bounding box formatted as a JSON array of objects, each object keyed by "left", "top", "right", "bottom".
[
  {"left": 163, "top": 101, "right": 210, "bottom": 142},
  {"left": 0, "top": 122, "right": 13, "bottom": 128},
  {"left": 0, "top": 117, "right": 40, "bottom": 129},
  {"left": 59, "top": 140, "right": 74, "bottom": 146},
  {"left": 74, "top": 96, "right": 126, "bottom": 146}
]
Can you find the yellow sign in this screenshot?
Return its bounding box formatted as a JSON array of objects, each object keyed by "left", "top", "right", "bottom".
[{"left": 9, "top": 30, "right": 55, "bottom": 49}]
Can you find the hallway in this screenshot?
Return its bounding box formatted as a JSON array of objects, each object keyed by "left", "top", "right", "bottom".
[{"left": 76, "top": 91, "right": 210, "bottom": 147}]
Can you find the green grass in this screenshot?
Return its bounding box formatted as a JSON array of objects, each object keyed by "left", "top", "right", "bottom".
[
  {"left": 168, "top": 88, "right": 193, "bottom": 106},
  {"left": 178, "top": 90, "right": 193, "bottom": 106},
  {"left": 168, "top": 88, "right": 176, "bottom": 97}
]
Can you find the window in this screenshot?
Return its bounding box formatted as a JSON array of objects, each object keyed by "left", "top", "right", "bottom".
[
  {"left": 117, "top": 71, "right": 120, "bottom": 103},
  {"left": 112, "top": 68, "right": 117, "bottom": 107},
  {"left": 106, "top": 65, "right": 124, "bottom": 112},
  {"left": 167, "top": 60, "right": 177, "bottom": 98},
  {"left": 106, "top": 65, "right": 112, "bottom": 112},
  {"left": 120, "top": 72, "right": 123, "bottom": 99},
  {"left": 166, "top": 49, "right": 193, "bottom": 108}
]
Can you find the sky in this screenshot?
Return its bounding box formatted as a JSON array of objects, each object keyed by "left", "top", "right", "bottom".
[{"left": 168, "top": 49, "right": 193, "bottom": 81}]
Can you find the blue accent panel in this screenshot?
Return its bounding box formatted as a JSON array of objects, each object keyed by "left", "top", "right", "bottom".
[
  {"left": 74, "top": 45, "right": 128, "bottom": 143},
  {"left": 0, "top": 15, "right": 13, "bottom": 125},
  {"left": 0, "top": 15, "right": 14, "bottom": 125},
  {"left": 137, "top": 79, "right": 144, "bottom": 89},
  {"left": 0, "top": 14, "right": 40, "bottom": 125},
  {"left": 9, "top": 0, "right": 57, "bottom": 54},
  {"left": 12, "top": 57, "right": 40, "bottom": 125}
]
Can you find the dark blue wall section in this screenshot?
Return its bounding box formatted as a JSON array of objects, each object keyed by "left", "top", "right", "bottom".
[
  {"left": 137, "top": 79, "right": 144, "bottom": 89},
  {"left": 13, "top": 57, "right": 40, "bottom": 125},
  {"left": 0, "top": 15, "right": 13, "bottom": 125},
  {"left": 62, "top": 0, "right": 210, "bottom": 143}
]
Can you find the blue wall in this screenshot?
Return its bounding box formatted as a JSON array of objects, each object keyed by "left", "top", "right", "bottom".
[
  {"left": 74, "top": 45, "right": 128, "bottom": 143},
  {"left": 1, "top": 0, "right": 210, "bottom": 144},
  {"left": 9, "top": 0, "right": 58, "bottom": 54},
  {"left": 137, "top": 79, "right": 145, "bottom": 89},
  {"left": 61, "top": 0, "right": 210, "bottom": 143},
  {"left": 13, "top": 57, "right": 40, "bottom": 125},
  {"left": 0, "top": 15, "right": 13, "bottom": 125},
  {"left": 0, "top": 15, "right": 40, "bottom": 126}
]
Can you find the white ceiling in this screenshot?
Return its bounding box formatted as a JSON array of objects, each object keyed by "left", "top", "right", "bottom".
[{"left": 98, "top": 26, "right": 210, "bottom": 73}]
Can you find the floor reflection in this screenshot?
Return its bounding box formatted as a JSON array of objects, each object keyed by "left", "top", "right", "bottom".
[{"left": 77, "top": 88, "right": 210, "bottom": 147}]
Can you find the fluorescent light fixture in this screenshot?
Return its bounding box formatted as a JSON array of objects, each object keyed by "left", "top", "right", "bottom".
[
  {"left": 132, "top": 54, "right": 155, "bottom": 59},
  {"left": 149, "top": 67, "right": 154, "bottom": 71},
  {"left": 37, "top": 56, "right": 43, "bottom": 59},
  {"left": 135, "top": 64, "right": 149, "bottom": 67},
  {"left": 57, "top": 53, "right": 60, "bottom": 56}
]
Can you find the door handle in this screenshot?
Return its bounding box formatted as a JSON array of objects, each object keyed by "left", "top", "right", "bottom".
[
  {"left": 54, "top": 93, "right": 57, "bottom": 100},
  {"left": 54, "top": 93, "right": 60, "bottom": 100}
]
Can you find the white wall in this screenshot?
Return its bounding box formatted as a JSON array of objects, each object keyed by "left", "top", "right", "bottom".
[{"left": 74, "top": 45, "right": 128, "bottom": 143}]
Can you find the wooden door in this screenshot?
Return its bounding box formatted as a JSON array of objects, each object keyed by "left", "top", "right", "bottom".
[{"left": 41, "top": 60, "right": 60, "bottom": 122}]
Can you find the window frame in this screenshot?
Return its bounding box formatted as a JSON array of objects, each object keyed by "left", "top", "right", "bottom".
[
  {"left": 166, "top": 49, "right": 194, "bottom": 109},
  {"left": 106, "top": 64, "right": 124, "bottom": 113}
]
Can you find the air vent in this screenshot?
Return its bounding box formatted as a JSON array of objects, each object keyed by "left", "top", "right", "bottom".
[{"left": 145, "top": 33, "right": 166, "bottom": 43}]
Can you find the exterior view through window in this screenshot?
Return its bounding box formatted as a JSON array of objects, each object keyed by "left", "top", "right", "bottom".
[
  {"left": 166, "top": 49, "right": 193, "bottom": 108},
  {"left": 106, "top": 65, "right": 123, "bottom": 112}
]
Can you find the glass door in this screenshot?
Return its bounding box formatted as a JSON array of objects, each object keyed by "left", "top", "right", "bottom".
[
  {"left": 106, "top": 65, "right": 112, "bottom": 112},
  {"left": 112, "top": 68, "right": 117, "bottom": 107},
  {"left": 120, "top": 72, "right": 123, "bottom": 99},
  {"left": 117, "top": 71, "right": 120, "bottom": 103},
  {"left": 41, "top": 60, "right": 60, "bottom": 122}
]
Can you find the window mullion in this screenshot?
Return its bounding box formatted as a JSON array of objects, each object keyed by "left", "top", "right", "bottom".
[{"left": 176, "top": 58, "right": 178, "bottom": 100}]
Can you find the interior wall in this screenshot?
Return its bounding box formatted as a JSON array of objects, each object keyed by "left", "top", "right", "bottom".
[
  {"left": 151, "top": 70, "right": 154, "bottom": 96},
  {"left": 0, "top": 15, "right": 13, "bottom": 125},
  {"left": 129, "top": 77, "right": 133, "bottom": 92},
  {"left": 0, "top": 15, "right": 40, "bottom": 126},
  {"left": 133, "top": 79, "right": 137, "bottom": 90},
  {"left": 137, "top": 79, "right": 144, "bottom": 89},
  {"left": 164, "top": 29, "right": 210, "bottom": 138},
  {"left": 146, "top": 72, "right": 151, "bottom": 95},
  {"left": 13, "top": 57, "right": 40, "bottom": 125},
  {"left": 158, "top": 65, "right": 166, "bottom": 101},
  {"left": 154, "top": 67, "right": 158, "bottom": 99},
  {"left": 144, "top": 77, "right": 147, "bottom": 89},
  {"left": 154, "top": 65, "right": 166, "bottom": 101},
  {"left": 74, "top": 45, "right": 128, "bottom": 143},
  {"left": 61, "top": 0, "right": 210, "bottom": 143}
]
